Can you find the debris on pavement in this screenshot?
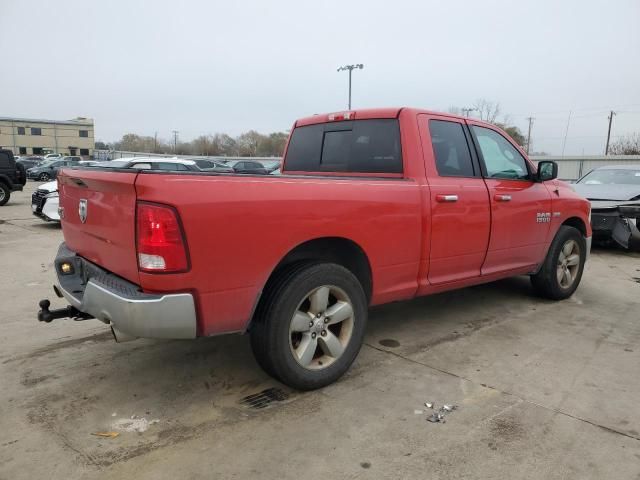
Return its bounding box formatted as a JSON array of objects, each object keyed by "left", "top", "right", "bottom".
[
  {"left": 419, "top": 402, "right": 459, "bottom": 424},
  {"left": 91, "top": 431, "right": 119, "bottom": 438},
  {"left": 414, "top": 409, "right": 424, "bottom": 415},
  {"left": 111, "top": 416, "right": 160, "bottom": 433},
  {"left": 426, "top": 412, "right": 445, "bottom": 423}
]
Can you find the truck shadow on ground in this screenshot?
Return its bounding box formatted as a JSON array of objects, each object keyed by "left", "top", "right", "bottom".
[{"left": 17, "top": 275, "right": 545, "bottom": 467}]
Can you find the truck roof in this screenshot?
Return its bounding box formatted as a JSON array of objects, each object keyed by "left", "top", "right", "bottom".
[{"left": 294, "top": 107, "right": 470, "bottom": 127}]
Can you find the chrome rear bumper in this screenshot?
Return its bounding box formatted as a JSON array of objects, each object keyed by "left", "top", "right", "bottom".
[{"left": 54, "top": 243, "right": 197, "bottom": 341}]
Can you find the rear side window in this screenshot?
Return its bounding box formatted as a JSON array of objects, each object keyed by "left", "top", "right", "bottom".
[
  {"left": 285, "top": 119, "right": 402, "bottom": 174},
  {"left": 0, "top": 151, "right": 12, "bottom": 167},
  {"left": 429, "top": 120, "right": 475, "bottom": 177},
  {"left": 154, "top": 162, "right": 188, "bottom": 171}
]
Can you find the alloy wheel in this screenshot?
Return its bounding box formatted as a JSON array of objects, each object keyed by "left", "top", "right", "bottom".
[
  {"left": 289, "top": 285, "right": 355, "bottom": 370},
  {"left": 557, "top": 239, "right": 581, "bottom": 288}
]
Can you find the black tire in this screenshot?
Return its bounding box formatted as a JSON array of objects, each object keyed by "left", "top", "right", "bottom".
[
  {"left": 0, "top": 183, "right": 9, "bottom": 206},
  {"left": 531, "top": 226, "right": 586, "bottom": 300},
  {"left": 250, "top": 263, "right": 368, "bottom": 390},
  {"left": 38, "top": 173, "right": 51, "bottom": 181}
]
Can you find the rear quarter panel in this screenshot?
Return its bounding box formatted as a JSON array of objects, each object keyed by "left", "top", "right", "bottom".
[{"left": 134, "top": 173, "right": 422, "bottom": 335}]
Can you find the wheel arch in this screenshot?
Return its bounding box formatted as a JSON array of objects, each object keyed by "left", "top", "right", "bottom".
[
  {"left": 562, "top": 216, "right": 587, "bottom": 237},
  {"left": 248, "top": 236, "right": 373, "bottom": 330}
]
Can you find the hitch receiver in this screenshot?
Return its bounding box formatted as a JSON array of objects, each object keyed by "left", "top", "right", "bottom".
[{"left": 38, "top": 299, "right": 94, "bottom": 323}]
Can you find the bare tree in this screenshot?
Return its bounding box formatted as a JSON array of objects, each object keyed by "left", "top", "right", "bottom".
[
  {"left": 473, "top": 99, "right": 501, "bottom": 123},
  {"left": 608, "top": 133, "right": 640, "bottom": 155}
]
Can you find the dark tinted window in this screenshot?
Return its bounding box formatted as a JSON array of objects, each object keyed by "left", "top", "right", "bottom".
[
  {"left": 79, "top": 130, "right": 88, "bottom": 137},
  {"left": 17, "top": 127, "right": 25, "bottom": 135},
  {"left": 195, "top": 160, "right": 214, "bottom": 168},
  {"left": 80, "top": 148, "right": 89, "bottom": 156},
  {"left": 19, "top": 147, "right": 27, "bottom": 154},
  {"left": 472, "top": 126, "right": 529, "bottom": 180},
  {"left": 154, "top": 162, "right": 188, "bottom": 171},
  {"left": 31, "top": 128, "right": 42, "bottom": 135},
  {"left": 285, "top": 119, "right": 402, "bottom": 174},
  {"left": 0, "top": 151, "right": 10, "bottom": 167},
  {"left": 429, "top": 120, "right": 475, "bottom": 177}
]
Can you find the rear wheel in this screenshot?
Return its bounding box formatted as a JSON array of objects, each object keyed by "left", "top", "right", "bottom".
[
  {"left": 531, "top": 226, "right": 586, "bottom": 300},
  {"left": 0, "top": 183, "right": 9, "bottom": 206},
  {"left": 250, "top": 263, "right": 367, "bottom": 390}
]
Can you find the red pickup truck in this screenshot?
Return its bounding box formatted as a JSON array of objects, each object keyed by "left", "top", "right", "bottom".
[{"left": 39, "top": 108, "right": 591, "bottom": 390}]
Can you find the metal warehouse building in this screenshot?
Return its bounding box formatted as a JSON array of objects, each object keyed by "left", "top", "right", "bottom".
[{"left": 0, "top": 116, "right": 95, "bottom": 157}]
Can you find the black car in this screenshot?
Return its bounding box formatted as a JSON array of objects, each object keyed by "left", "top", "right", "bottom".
[
  {"left": 0, "top": 149, "right": 27, "bottom": 206},
  {"left": 572, "top": 165, "right": 640, "bottom": 250},
  {"left": 193, "top": 159, "right": 234, "bottom": 173},
  {"left": 26, "top": 158, "right": 81, "bottom": 181},
  {"left": 232, "top": 160, "right": 269, "bottom": 175}
]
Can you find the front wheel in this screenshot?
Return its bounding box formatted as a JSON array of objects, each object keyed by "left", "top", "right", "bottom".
[
  {"left": 531, "top": 226, "right": 586, "bottom": 300},
  {"left": 250, "top": 263, "right": 367, "bottom": 390},
  {"left": 38, "top": 173, "right": 51, "bottom": 181}
]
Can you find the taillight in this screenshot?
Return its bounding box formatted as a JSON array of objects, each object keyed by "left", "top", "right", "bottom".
[{"left": 136, "top": 202, "right": 189, "bottom": 273}]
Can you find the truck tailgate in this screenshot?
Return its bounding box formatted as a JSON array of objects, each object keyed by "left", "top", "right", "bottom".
[{"left": 58, "top": 168, "right": 140, "bottom": 284}]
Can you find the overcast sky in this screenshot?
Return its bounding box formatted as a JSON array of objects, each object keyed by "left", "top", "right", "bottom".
[{"left": 1, "top": 0, "right": 639, "bottom": 155}]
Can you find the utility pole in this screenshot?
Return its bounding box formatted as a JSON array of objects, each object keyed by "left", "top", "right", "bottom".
[
  {"left": 337, "top": 64, "right": 364, "bottom": 110},
  {"left": 605, "top": 110, "right": 616, "bottom": 155},
  {"left": 153, "top": 131, "right": 158, "bottom": 153},
  {"left": 461, "top": 107, "right": 477, "bottom": 117},
  {"left": 172, "top": 130, "right": 179, "bottom": 153},
  {"left": 525, "top": 117, "right": 534, "bottom": 154},
  {"left": 561, "top": 110, "right": 572, "bottom": 157}
]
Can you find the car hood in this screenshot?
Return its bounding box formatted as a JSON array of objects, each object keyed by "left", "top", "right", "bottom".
[
  {"left": 572, "top": 183, "right": 640, "bottom": 201},
  {"left": 38, "top": 180, "right": 58, "bottom": 192}
]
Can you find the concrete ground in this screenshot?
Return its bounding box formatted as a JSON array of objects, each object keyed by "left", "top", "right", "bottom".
[{"left": 1, "top": 182, "right": 640, "bottom": 480}]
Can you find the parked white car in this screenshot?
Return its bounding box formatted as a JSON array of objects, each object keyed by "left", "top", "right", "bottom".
[{"left": 31, "top": 181, "right": 60, "bottom": 222}]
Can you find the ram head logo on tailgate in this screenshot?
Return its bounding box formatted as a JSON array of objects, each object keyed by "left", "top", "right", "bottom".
[{"left": 78, "top": 199, "right": 88, "bottom": 224}]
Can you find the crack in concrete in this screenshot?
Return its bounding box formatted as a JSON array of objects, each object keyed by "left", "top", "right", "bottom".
[{"left": 364, "top": 342, "right": 640, "bottom": 442}]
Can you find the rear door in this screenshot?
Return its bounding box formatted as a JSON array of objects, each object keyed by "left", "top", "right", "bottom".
[
  {"left": 419, "top": 115, "right": 491, "bottom": 284},
  {"left": 58, "top": 168, "right": 140, "bottom": 284},
  {"left": 468, "top": 122, "right": 552, "bottom": 274}
]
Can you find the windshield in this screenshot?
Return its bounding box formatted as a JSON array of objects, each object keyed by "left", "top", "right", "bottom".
[
  {"left": 38, "top": 160, "right": 56, "bottom": 167},
  {"left": 578, "top": 168, "right": 640, "bottom": 185}
]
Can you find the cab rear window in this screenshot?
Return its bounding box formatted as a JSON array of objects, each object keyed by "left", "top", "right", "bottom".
[{"left": 285, "top": 119, "right": 402, "bottom": 174}]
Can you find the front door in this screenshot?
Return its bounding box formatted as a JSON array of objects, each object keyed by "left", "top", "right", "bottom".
[
  {"left": 419, "top": 115, "right": 491, "bottom": 285},
  {"left": 467, "top": 122, "right": 552, "bottom": 274}
]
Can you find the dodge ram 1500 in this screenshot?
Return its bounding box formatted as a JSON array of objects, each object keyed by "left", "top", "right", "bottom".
[{"left": 38, "top": 108, "right": 592, "bottom": 390}]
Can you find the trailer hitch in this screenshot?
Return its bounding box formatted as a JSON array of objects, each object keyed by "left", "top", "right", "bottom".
[{"left": 37, "top": 299, "right": 94, "bottom": 323}]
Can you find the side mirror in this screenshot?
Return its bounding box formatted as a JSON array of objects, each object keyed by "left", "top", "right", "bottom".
[{"left": 537, "top": 161, "right": 558, "bottom": 181}]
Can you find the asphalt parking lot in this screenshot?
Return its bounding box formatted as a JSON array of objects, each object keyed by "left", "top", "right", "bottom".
[{"left": 1, "top": 182, "right": 639, "bottom": 480}]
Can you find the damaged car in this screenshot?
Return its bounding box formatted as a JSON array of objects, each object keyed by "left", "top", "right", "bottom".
[
  {"left": 31, "top": 181, "right": 60, "bottom": 222},
  {"left": 573, "top": 165, "right": 640, "bottom": 250}
]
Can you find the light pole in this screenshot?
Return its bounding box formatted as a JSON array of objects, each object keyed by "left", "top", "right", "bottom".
[{"left": 337, "top": 64, "right": 364, "bottom": 110}]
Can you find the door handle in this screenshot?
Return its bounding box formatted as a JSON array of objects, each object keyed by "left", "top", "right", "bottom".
[
  {"left": 436, "top": 194, "right": 458, "bottom": 202},
  {"left": 494, "top": 194, "right": 512, "bottom": 202}
]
